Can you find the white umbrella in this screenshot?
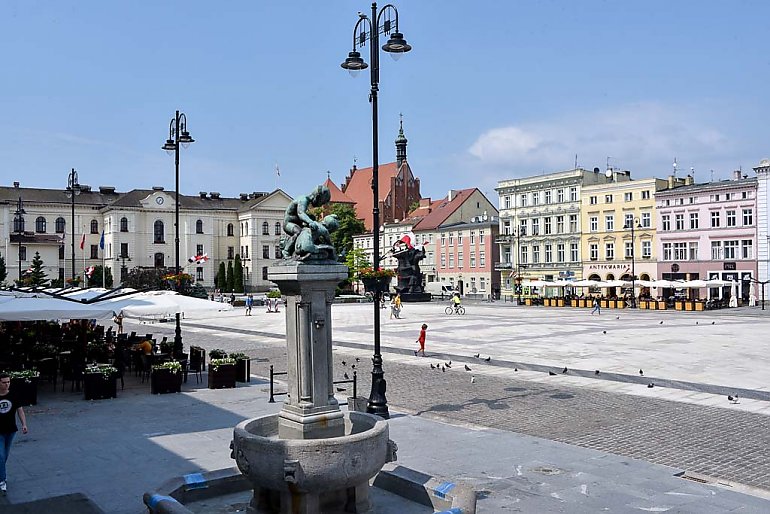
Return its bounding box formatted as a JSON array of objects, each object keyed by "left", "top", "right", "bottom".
[
  {"left": 749, "top": 282, "right": 757, "bottom": 307},
  {"left": 633, "top": 279, "right": 655, "bottom": 288},
  {"left": 523, "top": 280, "right": 554, "bottom": 288},
  {"left": 0, "top": 297, "right": 115, "bottom": 321},
  {"left": 729, "top": 281, "right": 738, "bottom": 307},
  {"left": 571, "top": 279, "right": 600, "bottom": 287},
  {"left": 650, "top": 279, "right": 682, "bottom": 288},
  {"left": 98, "top": 291, "right": 232, "bottom": 320},
  {"left": 596, "top": 280, "right": 626, "bottom": 288},
  {"left": 704, "top": 279, "right": 732, "bottom": 287},
  {"left": 680, "top": 280, "right": 708, "bottom": 288}
]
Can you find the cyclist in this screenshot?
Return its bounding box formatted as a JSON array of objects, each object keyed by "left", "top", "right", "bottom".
[{"left": 451, "top": 292, "right": 462, "bottom": 313}]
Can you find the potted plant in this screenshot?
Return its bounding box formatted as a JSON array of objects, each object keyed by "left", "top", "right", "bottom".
[
  {"left": 8, "top": 370, "right": 39, "bottom": 406},
  {"left": 209, "top": 348, "right": 227, "bottom": 360},
  {"left": 151, "top": 360, "right": 183, "bottom": 394},
  {"left": 83, "top": 364, "right": 118, "bottom": 400},
  {"left": 359, "top": 267, "right": 395, "bottom": 294},
  {"left": 230, "top": 352, "right": 250, "bottom": 383},
  {"left": 208, "top": 357, "right": 237, "bottom": 389}
]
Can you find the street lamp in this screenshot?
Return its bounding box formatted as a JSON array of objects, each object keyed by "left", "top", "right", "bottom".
[
  {"left": 13, "top": 197, "right": 25, "bottom": 283},
  {"left": 162, "top": 110, "right": 195, "bottom": 358},
  {"left": 624, "top": 218, "right": 641, "bottom": 308},
  {"left": 341, "top": 2, "right": 411, "bottom": 419},
  {"left": 115, "top": 254, "right": 132, "bottom": 284},
  {"left": 65, "top": 168, "right": 81, "bottom": 285}
]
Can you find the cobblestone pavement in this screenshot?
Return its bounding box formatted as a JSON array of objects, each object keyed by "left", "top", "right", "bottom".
[{"left": 131, "top": 318, "right": 770, "bottom": 494}]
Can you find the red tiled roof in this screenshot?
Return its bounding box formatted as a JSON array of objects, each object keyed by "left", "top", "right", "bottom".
[
  {"left": 323, "top": 178, "right": 355, "bottom": 204},
  {"left": 342, "top": 162, "right": 400, "bottom": 230},
  {"left": 412, "top": 188, "right": 478, "bottom": 230}
]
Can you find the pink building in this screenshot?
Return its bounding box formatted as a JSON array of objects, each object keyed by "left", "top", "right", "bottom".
[{"left": 656, "top": 172, "right": 757, "bottom": 302}]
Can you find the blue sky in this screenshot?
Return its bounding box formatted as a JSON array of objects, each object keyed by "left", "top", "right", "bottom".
[{"left": 1, "top": 1, "right": 768, "bottom": 202}]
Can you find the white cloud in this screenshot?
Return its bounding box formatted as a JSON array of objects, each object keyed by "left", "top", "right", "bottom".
[{"left": 467, "top": 102, "right": 735, "bottom": 178}]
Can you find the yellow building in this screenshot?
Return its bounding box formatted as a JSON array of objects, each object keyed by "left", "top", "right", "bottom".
[{"left": 580, "top": 173, "right": 668, "bottom": 295}]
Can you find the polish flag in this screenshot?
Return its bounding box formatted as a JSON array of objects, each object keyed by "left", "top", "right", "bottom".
[{"left": 79, "top": 233, "right": 86, "bottom": 250}]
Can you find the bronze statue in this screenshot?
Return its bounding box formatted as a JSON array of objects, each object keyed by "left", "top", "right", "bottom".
[{"left": 281, "top": 185, "right": 338, "bottom": 261}]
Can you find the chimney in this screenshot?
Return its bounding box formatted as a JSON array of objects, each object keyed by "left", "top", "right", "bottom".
[
  {"left": 685, "top": 174, "right": 694, "bottom": 186},
  {"left": 239, "top": 193, "right": 249, "bottom": 201},
  {"left": 152, "top": 186, "right": 165, "bottom": 191},
  {"left": 447, "top": 190, "right": 456, "bottom": 201},
  {"left": 732, "top": 170, "right": 742, "bottom": 181},
  {"left": 199, "top": 192, "right": 207, "bottom": 199},
  {"left": 667, "top": 176, "right": 675, "bottom": 189},
  {"left": 210, "top": 192, "right": 221, "bottom": 199},
  {"left": 13, "top": 181, "right": 19, "bottom": 188},
  {"left": 99, "top": 186, "right": 116, "bottom": 194}
]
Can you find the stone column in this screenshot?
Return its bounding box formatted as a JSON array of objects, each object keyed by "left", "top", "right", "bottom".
[
  {"left": 268, "top": 262, "right": 348, "bottom": 439},
  {"left": 754, "top": 160, "right": 770, "bottom": 299}
]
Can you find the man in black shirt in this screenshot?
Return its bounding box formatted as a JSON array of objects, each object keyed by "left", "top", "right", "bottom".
[{"left": 0, "top": 372, "right": 28, "bottom": 494}]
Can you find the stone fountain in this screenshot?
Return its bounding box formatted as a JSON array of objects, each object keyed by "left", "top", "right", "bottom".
[{"left": 231, "top": 186, "right": 396, "bottom": 514}]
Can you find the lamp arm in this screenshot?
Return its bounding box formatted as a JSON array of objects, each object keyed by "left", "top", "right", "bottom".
[
  {"left": 351, "top": 16, "right": 373, "bottom": 51},
  {"left": 376, "top": 4, "right": 401, "bottom": 34}
]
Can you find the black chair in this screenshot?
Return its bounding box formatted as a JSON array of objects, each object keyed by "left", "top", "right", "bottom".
[
  {"left": 188, "top": 352, "right": 203, "bottom": 384},
  {"left": 37, "top": 357, "right": 58, "bottom": 387}
]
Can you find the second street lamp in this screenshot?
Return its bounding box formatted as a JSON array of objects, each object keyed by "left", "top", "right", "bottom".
[
  {"left": 13, "top": 197, "right": 25, "bottom": 283},
  {"left": 624, "top": 218, "right": 641, "bottom": 308},
  {"left": 341, "top": 2, "right": 411, "bottom": 419},
  {"left": 65, "top": 168, "right": 81, "bottom": 285},
  {"left": 162, "top": 110, "right": 195, "bottom": 358}
]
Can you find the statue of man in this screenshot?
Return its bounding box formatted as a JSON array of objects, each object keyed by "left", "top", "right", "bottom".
[{"left": 281, "top": 185, "right": 332, "bottom": 259}]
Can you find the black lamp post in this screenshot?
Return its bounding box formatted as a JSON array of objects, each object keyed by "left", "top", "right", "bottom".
[
  {"left": 65, "top": 168, "right": 81, "bottom": 285},
  {"left": 13, "top": 197, "right": 25, "bottom": 283},
  {"left": 624, "top": 218, "right": 641, "bottom": 308},
  {"left": 162, "top": 110, "right": 195, "bottom": 358},
  {"left": 115, "top": 254, "right": 131, "bottom": 284},
  {"left": 341, "top": 2, "right": 411, "bottom": 419}
]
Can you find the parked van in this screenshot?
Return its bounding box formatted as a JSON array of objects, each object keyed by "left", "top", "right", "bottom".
[{"left": 424, "top": 282, "right": 456, "bottom": 299}]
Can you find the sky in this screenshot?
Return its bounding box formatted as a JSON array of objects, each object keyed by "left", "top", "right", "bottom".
[{"left": 1, "top": 1, "right": 769, "bottom": 203}]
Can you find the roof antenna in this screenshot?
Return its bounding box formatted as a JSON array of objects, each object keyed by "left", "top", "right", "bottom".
[
  {"left": 327, "top": 170, "right": 331, "bottom": 180},
  {"left": 710, "top": 169, "right": 714, "bottom": 182},
  {"left": 690, "top": 166, "right": 695, "bottom": 181},
  {"left": 574, "top": 154, "right": 578, "bottom": 169},
  {"left": 672, "top": 157, "right": 677, "bottom": 177}
]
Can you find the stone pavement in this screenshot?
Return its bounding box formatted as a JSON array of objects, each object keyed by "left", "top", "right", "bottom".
[{"left": 2, "top": 301, "right": 769, "bottom": 512}]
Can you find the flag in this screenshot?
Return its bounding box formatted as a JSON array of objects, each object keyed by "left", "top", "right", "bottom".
[
  {"left": 275, "top": 164, "right": 280, "bottom": 177},
  {"left": 99, "top": 230, "right": 105, "bottom": 250},
  {"left": 79, "top": 233, "right": 86, "bottom": 250},
  {"left": 187, "top": 253, "right": 209, "bottom": 265},
  {"left": 85, "top": 266, "right": 95, "bottom": 278}
]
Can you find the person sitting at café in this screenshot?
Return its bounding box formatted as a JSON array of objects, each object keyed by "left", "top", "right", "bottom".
[{"left": 134, "top": 339, "right": 153, "bottom": 355}]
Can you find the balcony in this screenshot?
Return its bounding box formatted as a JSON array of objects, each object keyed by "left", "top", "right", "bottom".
[
  {"left": 494, "top": 261, "right": 513, "bottom": 270},
  {"left": 495, "top": 234, "right": 515, "bottom": 243}
]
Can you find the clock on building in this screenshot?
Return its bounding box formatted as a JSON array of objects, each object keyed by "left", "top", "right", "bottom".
[{"left": 156, "top": 196, "right": 165, "bottom": 205}]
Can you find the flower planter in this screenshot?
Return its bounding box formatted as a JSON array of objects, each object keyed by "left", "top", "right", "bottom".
[
  {"left": 84, "top": 372, "right": 117, "bottom": 400},
  {"left": 235, "top": 358, "right": 251, "bottom": 383},
  {"left": 209, "top": 363, "right": 237, "bottom": 389},
  {"left": 10, "top": 376, "right": 38, "bottom": 406},
  {"left": 361, "top": 277, "right": 391, "bottom": 294},
  {"left": 657, "top": 301, "right": 667, "bottom": 310},
  {"left": 151, "top": 368, "right": 183, "bottom": 394}
]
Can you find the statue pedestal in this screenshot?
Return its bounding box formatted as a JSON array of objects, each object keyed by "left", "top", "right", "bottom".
[{"left": 268, "top": 262, "right": 348, "bottom": 440}]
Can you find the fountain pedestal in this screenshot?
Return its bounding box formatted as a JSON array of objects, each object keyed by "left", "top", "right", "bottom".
[{"left": 231, "top": 262, "right": 396, "bottom": 514}]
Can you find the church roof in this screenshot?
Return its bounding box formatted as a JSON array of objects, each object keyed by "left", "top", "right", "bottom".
[
  {"left": 323, "top": 178, "right": 355, "bottom": 204},
  {"left": 342, "top": 161, "right": 403, "bottom": 230},
  {"left": 412, "top": 188, "right": 478, "bottom": 231}
]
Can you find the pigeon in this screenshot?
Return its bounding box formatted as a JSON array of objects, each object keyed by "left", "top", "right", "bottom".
[
  {"left": 639, "top": 369, "right": 644, "bottom": 376},
  {"left": 341, "top": 360, "right": 347, "bottom": 366},
  {"left": 616, "top": 316, "right": 620, "bottom": 320},
  {"left": 595, "top": 370, "right": 600, "bottom": 375},
  {"left": 430, "top": 364, "right": 435, "bottom": 370},
  {"left": 441, "top": 365, "right": 446, "bottom": 372},
  {"left": 602, "top": 330, "right": 607, "bottom": 334},
  {"left": 514, "top": 367, "right": 518, "bottom": 372},
  {"left": 351, "top": 364, "right": 356, "bottom": 369},
  {"left": 344, "top": 372, "right": 349, "bottom": 380},
  {"left": 728, "top": 395, "right": 739, "bottom": 404},
  {"left": 355, "top": 357, "right": 360, "bottom": 362},
  {"left": 464, "top": 365, "right": 472, "bottom": 371},
  {"left": 445, "top": 362, "right": 452, "bottom": 369},
  {"left": 470, "top": 376, "right": 476, "bottom": 383},
  {"left": 659, "top": 321, "right": 664, "bottom": 324},
  {"left": 473, "top": 353, "right": 480, "bottom": 358},
  {"left": 484, "top": 356, "right": 491, "bottom": 362},
  {"left": 336, "top": 387, "right": 346, "bottom": 392},
  {"left": 696, "top": 321, "right": 699, "bottom": 325},
  {"left": 548, "top": 371, "right": 557, "bottom": 376},
  {"left": 647, "top": 382, "right": 654, "bottom": 388},
  {"left": 711, "top": 321, "right": 715, "bottom": 325}
]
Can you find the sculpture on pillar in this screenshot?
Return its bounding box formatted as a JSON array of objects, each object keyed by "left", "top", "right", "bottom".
[
  {"left": 392, "top": 233, "right": 426, "bottom": 294},
  {"left": 281, "top": 185, "right": 338, "bottom": 261}
]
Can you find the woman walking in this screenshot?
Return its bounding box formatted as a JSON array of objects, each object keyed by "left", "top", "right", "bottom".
[{"left": 0, "top": 372, "right": 29, "bottom": 495}]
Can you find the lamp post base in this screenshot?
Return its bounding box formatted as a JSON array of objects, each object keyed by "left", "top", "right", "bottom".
[
  {"left": 174, "top": 313, "right": 183, "bottom": 358},
  {"left": 366, "top": 355, "right": 389, "bottom": 419}
]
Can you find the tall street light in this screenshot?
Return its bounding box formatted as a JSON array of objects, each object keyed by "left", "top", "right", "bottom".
[
  {"left": 13, "top": 197, "right": 25, "bottom": 283},
  {"left": 65, "top": 168, "right": 81, "bottom": 285},
  {"left": 162, "top": 111, "right": 195, "bottom": 358},
  {"left": 341, "top": 2, "right": 411, "bottom": 419},
  {"left": 624, "top": 217, "right": 641, "bottom": 308}
]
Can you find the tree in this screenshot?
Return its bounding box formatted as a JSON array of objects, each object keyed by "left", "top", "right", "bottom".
[
  {"left": 329, "top": 203, "right": 366, "bottom": 261},
  {"left": 343, "top": 246, "right": 371, "bottom": 292},
  {"left": 23, "top": 251, "right": 48, "bottom": 288},
  {"left": 233, "top": 255, "right": 244, "bottom": 293},
  {"left": 123, "top": 267, "right": 171, "bottom": 290},
  {"left": 0, "top": 255, "right": 6, "bottom": 284},
  {"left": 216, "top": 262, "right": 226, "bottom": 289},
  {"left": 87, "top": 265, "right": 113, "bottom": 288},
  {"left": 226, "top": 260, "right": 235, "bottom": 292},
  {"left": 408, "top": 200, "right": 420, "bottom": 213}
]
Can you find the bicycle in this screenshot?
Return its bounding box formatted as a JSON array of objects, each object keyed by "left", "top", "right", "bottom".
[{"left": 445, "top": 304, "right": 466, "bottom": 315}]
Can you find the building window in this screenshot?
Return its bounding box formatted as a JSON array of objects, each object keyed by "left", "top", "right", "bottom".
[
  {"left": 625, "top": 241, "right": 633, "bottom": 259},
  {"left": 470, "top": 277, "right": 476, "bottom": 292},
  {"left": 35, "top": 216, "right": 47, "bottom": 233},
  {"left": 504, "top": 196, "right": 511, "bottom": 209},
  {"left": 641, "top": 190, "right": 650, "bottom": 200},
  {"left": 470, "top": 253, "right": 476, "bottom": 268},
  {"left": 589, "top": 196, "right": 598, "bottom": 205},
  {"left": 480, "top": 277, "right": 486, "bottom": 291},
  {"left": 457, "top": 251, "right": 463, "bottom": 268},
  {"left": 14, "top": 216, "right": 25, "bottom": 233},
  {"left": 520, "top": 194, "right": 527, "bottom": 207},
  {"left": 742, "top": 240, "right": 753, "bottom": 259},
  {"left": 532, "top": 245, "right": 540, "bottom": 264},
  {"left": 726, "top": 210, "right": 736, "bottom": 227},
  {"left": 532, "top": 192, "right": 540, "bottom": 205},
  {"left": 244, "top": 245, "right": 248, "bottom": 259},
  {"left": 675, "top": 214, "right": 685, "bottom": 230},
  {"left": 605, "top": 243, "right": 614, "bottom": 260},
  {"left": 569, "top": 215, "right": 578, "bottom": 232},
  {"left": 545, "top": 191, "right": 552, "bottom": 204},
  {"left": 624, "top": 192, "right": 633, "bottom": 202},
  {"left": 154, "top": 220, "right": 164, "bottom": 243},
  {"left": 19, "top": 246, "right": 26, "bottom": 261},
  {"left": 711, "top": 211, "right": 720, "bottom": 228},
  {"left": 448, "top": 233, "right": 454, "bottom": 246},
  {"left": 458, "top": 233, "right": 463, "bottom": 245},
  {"left": 662, "top": 215, "right": 670, "bottom": 231},
  {"left": 521, "top": 246, "right": 528, "bottom": 264},
  {"left": 605, "top": 194, "right": 613, "bottom": 203},
  {"left": 90, "top": 219, "right": 99, "bottom": 234},
  {"left": 470, "top": 231, "right": 475, "bottom": 244},
  {"left": 440, "top": 234, "right": 445, "bottom": 246},
  {"left": 689, "top": 213, "right": 699, "bottom": 229},
  {"left": 196, "top": 244, "right": 204, "bottom": 256},
  {"left": 120, "top": 217, "right": 129, "bottom": 232},
  {"left": 440, "top": 254, "right": 446, "bottom": 268},
  {"left": 519, "top": 220, "right": 527, "bottom": 236},
  {"left": 196, "top": 267, "right": 204, "bottom": 281},
  {"left": 625, "top": 213, "right": 634, "bottom": 229},
  {"left": 557, "top": 243, "right": 565, "bottom": 262},
  {"left": 544, "top": 244, "right": 552, "bottom": 263},
  {"left": 120, "top": 243, "right": 129, "bottom": 258},
  {"left": 723, "top": 240, "right": 738, "bottom": 260},
  {"left": 479, "top": 249, "right": 485, "bottom": 264},
  {"left": 589, "top": 243, "right": 598, "bottom": 260},
  {"left": 663, "top": 243, "right": 672, "bottom": 260},
  {"left": 262, "top": 221, "right": 269, "bottom": 235},
  {"left": 570, "top": 187, "right": 578, "bottom": 202},
  {"left": 262, "top": 245, "right": 270, "bottom": 259},
  {"left": 642, "top": 241, "right": 651, "bottom": 258},
  {"left": 688, "top": 242, "right": 698, "bottom": 260},
  {"left": 557, "top": 189, "right": 564, "bottom": 203},
  {"left": 262, "top": 266, "right": 269, "bottom": 280},
  {"left": 743, "top": 209, "right": 753, "bottom": 226},
  {"left": 195, "top": 219, "right": 203, "bottom": 234},
  {"left": 674, "top": 242, "right": 687, "bottom": 260},
  {"left": 90, "top": 245, "right": 98, "bottom": 259},
  {"left": 275, "top": 245, "right": 281, "bottom": 259},
  {"left": 639, "top": 212, "right": 650, "bottom": 228},
  {"left": 556, "top": 216, "right": 564, "bottom": 234},
  {"left": 228, "top": 246, "right": 234, "bottom": 259},
  {"left": 227, "top": 223, "right": 234, "bottom": 236},
  {"left": 570, "top": 242, "right": 578, "bottom": 262},
  {"left": 531, "top": 219, "right": 539, "bottom": 235},
  {"left": 275, "top": 222, "right": 281, "bottom": 235},
  {"left": 710, "top": 241, "right": 722, "bottom": 260},
  {"left": 605, "top": 215, "right": 614, "bottom": 231},
  {"left": 544, "top": 217, "right": 552, "bottom": 235},
  {"left": 449, "top": 253, "right": 454, "bottom": 267},
  {"left": 56, "top": 217, "right": 66, "bottom": 233}
]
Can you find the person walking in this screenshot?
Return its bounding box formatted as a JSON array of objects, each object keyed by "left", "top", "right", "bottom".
[
  {"left": 414, "top": 323, "right": 428, "bottom": 357},
  {"left": 0, "top": 372, "right": 28, "bottom": 494},
  {"left": 390, "top": 293, "right": 402, "bottom": 319},
  {"left": 245, "top": 294, "right": 253, "bottom": 316},
  {"left": 113, "top": 312, "right": 124, "bottom": 335},
  {"left": 591, "top": 297, "right": 601, "bottom": 315}
]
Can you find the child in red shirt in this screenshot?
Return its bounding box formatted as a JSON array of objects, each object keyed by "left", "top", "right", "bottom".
[{"left": 414, "top": 324, "right": 427, "bottom": 356}]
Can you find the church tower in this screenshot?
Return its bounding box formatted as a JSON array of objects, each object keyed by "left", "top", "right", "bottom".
[{"left": 395, "top": 116, "right": 408, "bottom": 169}]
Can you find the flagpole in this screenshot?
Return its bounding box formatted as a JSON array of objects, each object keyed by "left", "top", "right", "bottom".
[{"left": 82, "top": 227, "right": 86, "bottom": 288}]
